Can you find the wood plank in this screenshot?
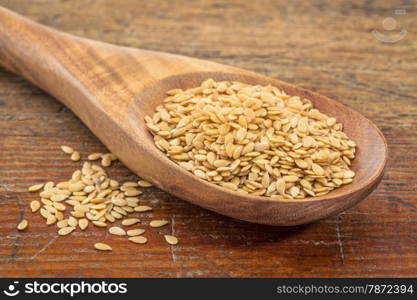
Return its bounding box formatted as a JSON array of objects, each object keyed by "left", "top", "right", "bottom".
[{"left": 0, "top": 0, "right": 416, "bottom": 277}]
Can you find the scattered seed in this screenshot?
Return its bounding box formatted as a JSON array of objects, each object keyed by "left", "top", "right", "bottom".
[
  {"left": 71, "top": 151, "right": 81, "bottom": 162},
  {"left": 40, "top": 190, "right": 54, "bottom": 198},
  {"left": 123, "top": 181, "right": 138, "bottom": 187},
  {"left": 78, "top": 218, "right": 89, "bottom": 230},
  {"left": 68, "top": 182, "right": 84, "bottom": 192},
  {"left": 55, "top": 211, "right": 64, "bottom": 221},
  {"left": 40, "top": 208, "right": 51, "bottom": 219},
  {"left": 53, "top": 202, "right": 66, "bottom": 211},
  {"left": 28, "top": 183, "right": 44, "bottom": 192},
  {"left": 17, "top": 219, "right": 28, "bottom": 230},
  {"left": 108, "top": 153, "right": 118, "bottom": 161},
  {"left": 109, "top": 226, "right": 126, "bottom": 236},
  {"left": 46, "top": 214, "right": 57, "bottom": 225},
  {"left": 149, "top": 220, "right": 168, "bottom": 228},
  {"left": 24, "top": 148, "right": 180, "bottom": 255},
  {"left": 51, "top": 194, "right": 68, "bottom": 202},
  {"left": 57, "top": 219, "right": 68, "bottom": 228},
  {"left": 134, "top": 206, "right": 152, "bottom": 212},
  {"left": 127, "top": 229, "right": 145, "bottom": 236},
  {"left": 88, "top": 153, "right": 102, "bottom": 160},
  {"left": 94, "top": 242, "right": 112, "bottom": 251},
  {"left": 124, "top": 189, "right": 141, "bottom": 197},
  {"left": 164, "top": 235, "right": 178, "bottom": 245},
  {"left": 112, "top": 198, "right": 127, "bottom": 206},
  {"left": 121, "top": 218, "right": 140, "bottom": 226},
  {"left": 58, "top": 226, "right": 75, "bottom": 236},
  {"left": 30, "top": 200, "right": 41, "bottom": 212},
  {"left": 92, "top": 221, "right": 107, "bottom": 227},
  {"left": 101, "top": 155, "right": 111, "bottom": 167},
  {"left": 61, "top": 145, "right": 74, "bottom": 154},
  {"left": 68, "top": 216, "right": 78, "bottom": 227},
  {"left": 128, "top": 236, "right": 147, "bottom": 244},
  {"left": 137, "top": 180, "right": 152, "bottom": 187}
]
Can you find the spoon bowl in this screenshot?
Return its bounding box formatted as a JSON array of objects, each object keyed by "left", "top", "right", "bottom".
[{"left": 0, "top": 7, "right": 387, "bottom": 225}]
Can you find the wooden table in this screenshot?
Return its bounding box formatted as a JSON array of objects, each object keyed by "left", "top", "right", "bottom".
[{"left": 0, "top": 0, "right": 416, "bottom": 277}]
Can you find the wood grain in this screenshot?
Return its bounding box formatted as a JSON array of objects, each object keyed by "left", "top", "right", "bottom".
[{"left": 0, "top": 0, "right": 416, "bottom": 277}]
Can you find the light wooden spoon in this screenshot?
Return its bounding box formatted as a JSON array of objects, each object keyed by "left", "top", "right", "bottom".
[{"left": 0, "top": 7, "right": 387, "bottom": 225}]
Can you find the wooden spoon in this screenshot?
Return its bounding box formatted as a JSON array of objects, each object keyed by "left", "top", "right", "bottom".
[{"left": 0, "top": 7, "right": 387, "bottom": 225}]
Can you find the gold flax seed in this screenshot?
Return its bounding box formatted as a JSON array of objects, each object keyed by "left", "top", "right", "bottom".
[
  {"left": 164, "top": 235, "right": 178, "bottom": 245},
  {"left": 144, "top": 79, "right": 357, "bottom": 199},
  {"left": 17, "top": 219, "right": 28, "bottom": 230},
  {"left": 94, "top": 242, "right": 112, "bottom": 251},
  {"left": 128, "top": 236, "right": 147, "bottom": 244},
  {"left": 149, "top": 220, "right": 169, "bottom": 228}
]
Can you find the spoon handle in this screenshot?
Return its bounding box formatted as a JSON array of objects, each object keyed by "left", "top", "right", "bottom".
[
  {"left": 0, "top": 7, "right": 204, "bottom": 110},
  {"left": 0, "top": 7, "right": 77, "bottom": 96},
  {"left": 0, "top": 6, "right": 135, "bottom": 119}
]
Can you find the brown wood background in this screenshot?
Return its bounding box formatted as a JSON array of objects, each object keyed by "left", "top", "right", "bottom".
[{"left": 0, "top": 0, "right": 416, "bottom": 277}]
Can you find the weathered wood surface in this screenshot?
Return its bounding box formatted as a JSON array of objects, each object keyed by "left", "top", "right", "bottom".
[{"left": 0, "top": 0, "right": 416, "bottom": 277}]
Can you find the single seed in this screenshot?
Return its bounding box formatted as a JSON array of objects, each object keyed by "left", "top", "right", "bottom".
[
  {"left": 71, "top": 210, "right": 85, "bottom": 218},
  {"left": 289, "top": 186, "right": 300, "bottom": 198},
  {"left": 137, "top": 180, "right": 152, "bottom": 187},
  {"left": 164, "top": 235, "right": 178, "bottom": 245},
  {"left": 221, "top": 182, "right": 237, "bottom": 191},
  {"left": 30, "top": 200, "right": 41, "bottom": 212},
  {"left": 149, "top": 220, "right": 168, "bottom": 228},
  {"left": 134, "top": 206, "right": 152, "bottom": 212},
  {"left": 17, "top": 219, "right": 28, "bottom": 230},
  {"left": 101, "top": 155, "right": 112, "bottom": 167},
  {"left": 57, "top": 219, "right": 68, "bottom": 228},
  {"left": 78, "top": 218, "right": 89, "bottom": 230},
  {"left": 311, "top": 163, "right": 325, "bottom": 176},
  {"left": 109, "top": 226, "right": 126, "bottom": 236},
  {"left": 124, "top": 190, "right": 142, "bottom": 197},
  {"left": 113, "top": 206, "right": 127, "bottom": 216},
  {"left": 68, "top": 216, "right": 77, "bottom": 227},
  {"left": 28, "top": 183, "right": 44, "bottom": 192},
  {"left": 94, "top": 242, "right": 112, "bottom": 251},
  {"left": 68, "top": 182, "right": 84, "bottom": 192},
  {"left": 127, "top": 229, "right": 145, "bottom": 236},
  {"left": 123, "top": 206, "right": 134, "bottom": 213},
  {"left": 61, "top": 145, "right": 74, "bottom": 154},
  {"left": 92, "top": 221, "right": 107, "bottom": 227},
  {"left": 105, "top": 213, "right": 115, "bottom": 223},
  {"left": 121, "top": 218, "right": 140, "bottom": 226},
  {"left": 122, "top": 181, "right": 138, "bottom": 187},
  {"left": 128, "top": 236, "right": 147, "bottom": 244},
  {"left": 41, "top": 199, "right": 53, "bottom": 206},
  {"left": 51, "top": 194, "right": 68, "bottom": 202},
  {"left": 53, "top": 202, "right": 66, "bottom": 211},
  {"left": 110, "top": 211, "right": 123, "bottom": 219},
  {"left": 112, "top": 198, "right": 127, "bottom": 206},
  {"left": 55, "top": 211, "right": 64, "bottom": 221},
  {"left": 40, "top": 190, "right": 54, "bottom": 199},
  {"left": 40, "top": 208, "right": 51, "bottom": 219},
  {"left": 283, "top": 175, "right": 298, "bottom": 183},
  {"left": 88, "top": 153, "right": 102, "bottom": 160},
  {"left": 58, "top": 226, "right": 75, "bottom": 236},
  {"left": 46, "top": 215, "right": 57, "bottom": 225},
  {"left": 71, "top": 151, "right": 81, "bottom": 162},
  {"left": 344, "top": 170, "right": 355, "bottom": 178},
  {"left": 108, "top": 153, "right": 118, "bottom": 161}
]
